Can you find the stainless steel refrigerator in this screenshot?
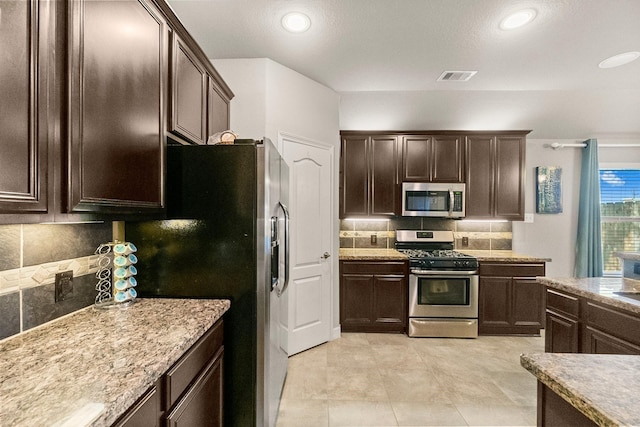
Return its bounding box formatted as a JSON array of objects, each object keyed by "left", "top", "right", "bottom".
[{"left": 125, "top": 139, "right": 289, "bottom": 427}]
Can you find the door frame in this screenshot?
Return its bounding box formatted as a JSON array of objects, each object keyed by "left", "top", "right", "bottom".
[{"left": 278, "top": 131, "right": 341, "bottom": 342}]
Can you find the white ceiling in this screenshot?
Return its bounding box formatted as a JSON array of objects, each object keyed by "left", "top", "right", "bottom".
[{"left": 167, "top": 0, "right": 640, "bottom": 139}]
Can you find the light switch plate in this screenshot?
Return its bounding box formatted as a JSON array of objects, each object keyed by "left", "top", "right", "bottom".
[
  {"left": 55, "top": 270, "right": 74, "bottom": 302},
  {"left": 524, "top": 213, "right": 534, "bottom": 223}
]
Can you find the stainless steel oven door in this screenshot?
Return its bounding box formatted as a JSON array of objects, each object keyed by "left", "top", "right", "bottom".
[{"left": 409, "top": 271, "right": 478, "bottom": 318}]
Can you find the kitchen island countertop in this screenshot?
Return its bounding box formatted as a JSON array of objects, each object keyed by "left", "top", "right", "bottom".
[
  {"left": 0, "top": 298, "right": 230, "bottom": 427},
  {"left": 521, "top": 352, "right": 640, "bottom": 426},
  {"left": 539, "top": 276, "right": 640, "bottom": 315},
  {"left": 615, "top": 251, "right": 640, "bottom": 261}
]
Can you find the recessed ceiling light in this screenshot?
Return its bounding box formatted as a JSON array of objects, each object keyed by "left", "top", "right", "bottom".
[
  {"left": 281, "top": 12, "right": 311, "bottom": 33},
  {"left": 500, "top": 9, "right": 537, "bottom": 30},
  {"left": 598, "top": 51, "right": 640, "bottom": 69}
]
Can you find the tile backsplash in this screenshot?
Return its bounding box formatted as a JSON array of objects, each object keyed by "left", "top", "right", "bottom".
[
  {"left": 340, "top": 218, "right": 512, "bottom": 250},
  {"left": 0, "top": 223, "right": 112, "bottom": 340}
]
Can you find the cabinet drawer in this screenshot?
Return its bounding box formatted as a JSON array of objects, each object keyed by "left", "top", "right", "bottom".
[
  {"left": 546, "top": 288, "right": 580, "bottom": 318},
  {"left": 341, "top": 261, "right": 407, "bottom": 275},
  {"left": 584, "top": 326, "right": 640, "bottom": 355},
  {"left": 166, "top": 348, "right": 224, "bottom": 427},
  {"left": 479, "top": 263, "right": 545, "bottom": 277},
  {"left": 165, "top": 319, "right": 224, "bottom": 408},
  {"left": 585, "top": 301, "right": 640, "bottom": 347}
]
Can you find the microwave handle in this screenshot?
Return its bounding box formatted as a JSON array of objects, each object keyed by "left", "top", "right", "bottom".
[{"left": 448, "top": 189, "right": 454, "bottom": 216}]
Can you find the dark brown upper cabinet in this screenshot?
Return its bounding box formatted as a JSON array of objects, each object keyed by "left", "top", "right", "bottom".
[
  {"left": 465, "top": 133, "right": 527, "bottom": 220},
  {"left": 170, "top": 34, "right": 208, "bottom": 145},
  {"left": 67, "top": 0, "right": 167, "bottom": 214},
  {"left": 340, "top": 134, "right": 399, "bottom": 218},
  {"left": 168, "top": 31, "right": 232, "bottom": 145},
  {"left": 0, "top": 0, "right": 51, "bottom": 216},
  {"left": 402, "top": 135, "right": 464, "bottom": 183},
  {"left": 208, "top": 76, "right": 231, "bottom": 138},
  {"left": 1, "top": 0, "right": 233, "bottom": 224}
]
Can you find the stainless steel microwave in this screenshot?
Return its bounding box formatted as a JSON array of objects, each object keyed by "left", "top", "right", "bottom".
[{"left": 402, "top": 182, "right": 466, "bottom": 218}]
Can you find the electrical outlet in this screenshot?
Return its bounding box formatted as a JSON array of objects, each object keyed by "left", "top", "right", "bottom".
[
  {"left": 524, "top": 213, "right": 534, "bottom": 223},
  {"left": 371, "top": 234, "right": 377, "bottom": 245},
  {"left": 55, "top": 270, "right": 74, "bottom": 302},
  {"left": 462, "top": 237, "right": 469, "bottom": 247}
]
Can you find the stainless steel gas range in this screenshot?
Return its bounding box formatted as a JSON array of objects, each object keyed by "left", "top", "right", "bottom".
[{"left": 395, "top": 230, "right": 479, "bottom": 338}]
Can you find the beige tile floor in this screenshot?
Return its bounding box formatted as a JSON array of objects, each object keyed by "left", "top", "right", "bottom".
[{"left": 276, "top": 332, "right": 544, "bottom": 426}]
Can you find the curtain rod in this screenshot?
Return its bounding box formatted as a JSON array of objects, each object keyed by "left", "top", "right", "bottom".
[{"left": 547, "top": 142, "right": 640, "bottom": 150}]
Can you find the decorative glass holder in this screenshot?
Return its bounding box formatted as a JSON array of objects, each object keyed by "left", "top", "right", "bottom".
[{"left": 94, "top": 241, "right": 138, "bottom": 309}]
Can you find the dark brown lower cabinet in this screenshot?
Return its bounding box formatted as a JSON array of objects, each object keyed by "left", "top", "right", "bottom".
[
  {"left": 113, "top": 381, "right": 162, "bottom": 427},
  {"left": 545, "top": 287, "right": 640, "bottom": 355},
  {"left": 166, "top": 349, "right": 224, "bottom": 427},
  {"left": 545, "top": 310, "right": 580, "bottom": 353},
  {"left": 340, "top": 260, "right": 408, "bottom": 333},
  {"left": 537, "top": 382, "right": 597, "bottom": 427},
  {"left": 113, "top": 318, "right": 224, "bottom": 426},
  {"left": 478, "top": 262, "right": 545, "bottom": 335},
  {"left": 583, "top": 326, "right": 640, "bottom": 355}
]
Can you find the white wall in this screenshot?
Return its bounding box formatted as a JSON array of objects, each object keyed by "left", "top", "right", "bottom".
[
  {"left": 263, "top": 60, "right": 340, "bottom": 147},
  {"left": 212, "top": 58, "right": 340, "bottom": 145},
  {"left": 513, "top": 138, "right": 640, "bottom": 277},
  {"left": 512, "top": 140, "right": 582, "bottom": 277},
  {"left": 211, "top": 58, "right": 268, "bottom": 139},
  {"left": 212, "top": 58, "right": 342, "bottom": 335}
]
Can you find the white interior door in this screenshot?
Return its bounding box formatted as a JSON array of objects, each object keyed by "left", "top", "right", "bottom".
[{"left": 280, "top": 134, "right": 333, "bottom": 356}]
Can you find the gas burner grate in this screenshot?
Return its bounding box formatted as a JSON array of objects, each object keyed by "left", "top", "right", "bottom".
[{"left": 397, "top": 249, "right": 474, "bottom": 259}]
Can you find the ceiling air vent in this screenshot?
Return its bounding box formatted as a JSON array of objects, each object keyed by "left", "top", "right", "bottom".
[{"left": 437, "top": 70, "right": 477, "bottom": 82}]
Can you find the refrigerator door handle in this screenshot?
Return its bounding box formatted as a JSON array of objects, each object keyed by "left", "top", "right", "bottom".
[
  {"left": 277, "top": 201, "right": 290, "bottom": 296},
  {"left": 270, "top": 217, "right": 280, "bottom": 292}
]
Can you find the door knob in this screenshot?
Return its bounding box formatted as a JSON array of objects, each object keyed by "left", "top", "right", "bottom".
[{"left": 322, "top": 252, "right": 331, "bottom": 259}]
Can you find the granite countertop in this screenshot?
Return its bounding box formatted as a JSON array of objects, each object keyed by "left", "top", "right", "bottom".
[
  {"left": 339, "top": 248, "right": 408, "bottom": 260},
  {"left": 0, "top": 298, "right": 230, "bottom": 427},
  {"left": 539, "top": 276, "right": 640, "bottom": 315},
  {"left": 521, "top": 352, "right": 640, "bottom": 426},
  {"left": 458, "top": 250, "right": 551, "bottom": 263},
  {"left": 338, "top": 248, "right": 550, "bottom": 263}
]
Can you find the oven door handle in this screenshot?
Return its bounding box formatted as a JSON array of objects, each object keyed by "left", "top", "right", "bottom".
[{"left": 411, "top": 270, "right": 478, "bottom": 276}]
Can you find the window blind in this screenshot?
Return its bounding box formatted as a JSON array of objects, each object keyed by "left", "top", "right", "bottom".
[{"left": 599, "top": 169, "right": 640, "bottom": 273}]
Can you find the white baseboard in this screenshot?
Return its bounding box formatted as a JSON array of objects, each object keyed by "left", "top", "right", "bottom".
[{"left": 331, "top": 326, "right": 341, "bottom": 341}]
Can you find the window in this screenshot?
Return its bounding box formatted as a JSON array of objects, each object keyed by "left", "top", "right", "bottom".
[{"left": 599, "top": 167, "right": 640, "bottom": 274}]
